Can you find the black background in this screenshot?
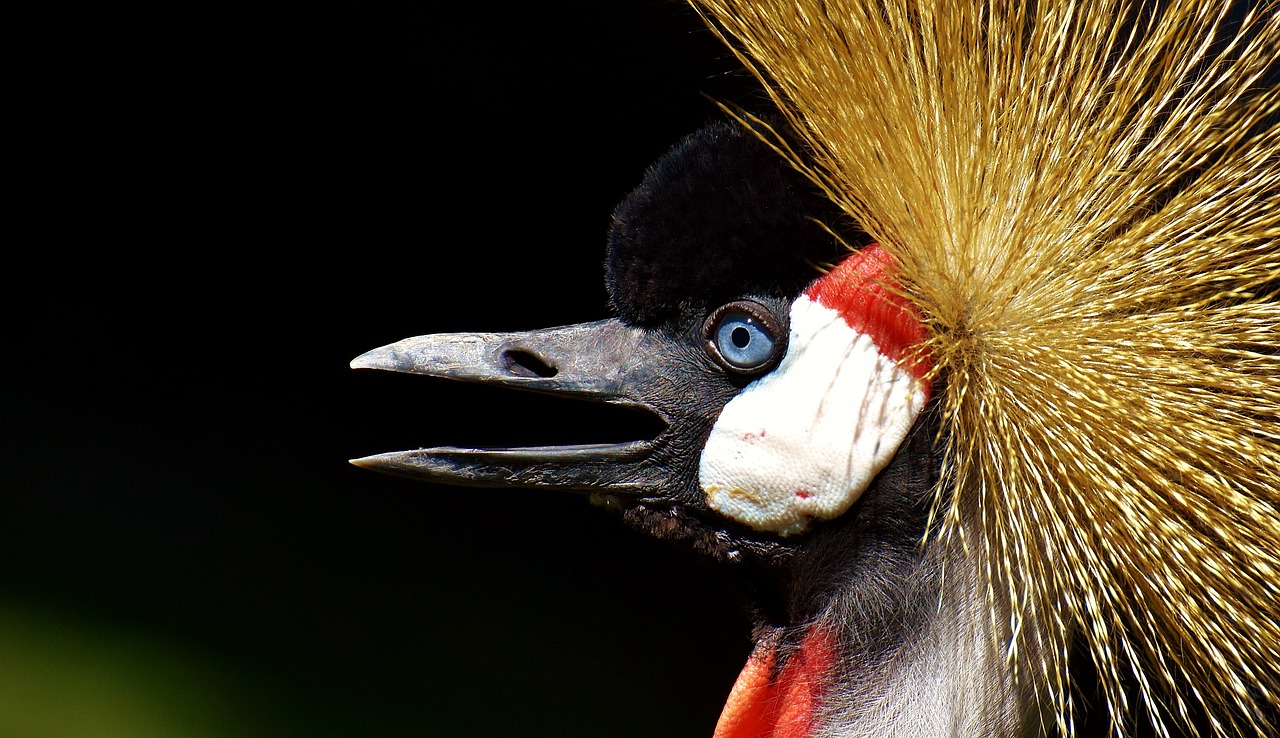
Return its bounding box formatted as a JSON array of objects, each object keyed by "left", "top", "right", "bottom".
[{"left": 6, "top": 3, "right": 777, "bottom": 737}]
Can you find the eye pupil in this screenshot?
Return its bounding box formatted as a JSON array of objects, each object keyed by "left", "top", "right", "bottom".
[{"left": 731, "top": 326, "right": 751, "bottom": 348}]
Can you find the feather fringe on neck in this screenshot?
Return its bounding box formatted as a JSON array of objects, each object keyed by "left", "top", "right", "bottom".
[{"left": 688, "top": 1, "right": 1280, "bottom": 736}]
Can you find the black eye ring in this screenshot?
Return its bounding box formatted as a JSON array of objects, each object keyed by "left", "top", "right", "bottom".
[{"left": 702, "top": 300, "right": 786, "bottom": 376}]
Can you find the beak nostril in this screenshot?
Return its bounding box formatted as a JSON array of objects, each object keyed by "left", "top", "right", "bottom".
[{"left": 503, "top": 349, "right": 558, "bottom": 378}]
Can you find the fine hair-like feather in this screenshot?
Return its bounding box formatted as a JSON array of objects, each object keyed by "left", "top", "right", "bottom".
[{"left": 687, "top": 1, "right": 1280, "bottom": 736}]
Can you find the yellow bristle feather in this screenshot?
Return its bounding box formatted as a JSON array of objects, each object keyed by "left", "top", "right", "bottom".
[{"left": 689, "top": 1, "right": 1279, "bottom": 736}]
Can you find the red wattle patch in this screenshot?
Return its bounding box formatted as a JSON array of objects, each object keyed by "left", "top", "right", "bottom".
[
  {"left": 803, "top": 244, "right": 933, "bottom": 394},
  {"left": 713, "top": 626, "right": 837, "bottom": 738}
]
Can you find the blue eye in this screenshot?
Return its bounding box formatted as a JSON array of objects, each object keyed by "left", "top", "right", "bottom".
[{"left": 706, "top": 302, "right": 784, "bottom": 373}]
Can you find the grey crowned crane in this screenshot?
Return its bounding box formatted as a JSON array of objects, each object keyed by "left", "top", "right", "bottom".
[{"left": 351, "top": 1, "right": 1280, "bottom": 737}]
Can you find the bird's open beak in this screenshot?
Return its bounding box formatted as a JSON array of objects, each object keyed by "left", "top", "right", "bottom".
[{"left": 350, "top": 319, "right": 672, "bottom": 495}]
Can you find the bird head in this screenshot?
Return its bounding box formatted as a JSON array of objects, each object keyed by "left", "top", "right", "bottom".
[{"left": 350, "top": 122, "right": 951, "bottom": 722}]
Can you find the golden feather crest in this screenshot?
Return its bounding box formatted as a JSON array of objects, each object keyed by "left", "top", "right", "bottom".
[{"left": 688, "top": 0, "right": 1279, "bottom": 736}]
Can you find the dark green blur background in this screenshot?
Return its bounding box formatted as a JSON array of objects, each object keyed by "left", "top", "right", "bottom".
[{"left": 6, "top": 3, "right": 773, "bottom": 736}]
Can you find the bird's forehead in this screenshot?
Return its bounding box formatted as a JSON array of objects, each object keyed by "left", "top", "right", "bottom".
[{"left": 604, "top": 120, "right": 860, "bottom": 326}]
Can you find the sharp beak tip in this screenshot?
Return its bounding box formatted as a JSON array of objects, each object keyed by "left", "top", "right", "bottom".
[
  {"left": 349, "top": 452, "right": 395, "bottom": 470},
  {"left": 349, "top": 349, "right": 386, "bottom": 371}
]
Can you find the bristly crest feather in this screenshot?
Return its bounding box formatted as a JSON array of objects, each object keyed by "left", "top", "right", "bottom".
[{"left": 687, "top": 1, "right": 1279, "bottom": 736}]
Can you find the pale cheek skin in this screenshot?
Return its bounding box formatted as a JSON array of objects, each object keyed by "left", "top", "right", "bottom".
[{"left": 699, "top": 298, "right": 927, "bottom": 536}]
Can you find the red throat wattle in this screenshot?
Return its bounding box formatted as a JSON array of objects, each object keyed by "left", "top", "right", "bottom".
[{"left": 712, "top": 626, "right": 837, "bottom": 738}]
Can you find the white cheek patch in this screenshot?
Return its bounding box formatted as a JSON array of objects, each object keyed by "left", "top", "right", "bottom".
[{"left": 698, "top": 246, "right": 931, "bottom": 536}]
